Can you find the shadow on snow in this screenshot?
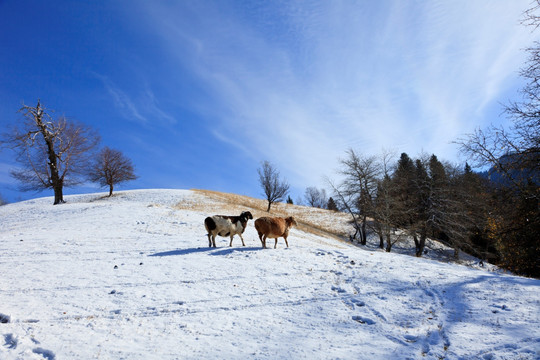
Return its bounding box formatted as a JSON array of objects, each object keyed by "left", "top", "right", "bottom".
[{"left": 149, "top": 246, "right": 261, "bottom": 257}]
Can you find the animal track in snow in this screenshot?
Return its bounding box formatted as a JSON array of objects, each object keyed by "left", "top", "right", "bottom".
[
  {"left": 331, "top": 285, "right": 346, "bottom": 293},
  {"left": 0, "top": 313, "right": 10, "bottom": 323},
  {"left": 3, "top": 333, "right": 17, "bottom": 349},
  {"left": 3, "top": 332, "right": 56, "bottom": 360},
  {"left": 352, "top": 315, "right": 375, "bottom": 325},
  {"left": 33, "top": 347, "right": 56, "bottom": 360}
]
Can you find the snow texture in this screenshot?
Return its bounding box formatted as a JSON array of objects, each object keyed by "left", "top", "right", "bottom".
[{"left": 0, "top": 189, "right": 539, "bottom": 359}]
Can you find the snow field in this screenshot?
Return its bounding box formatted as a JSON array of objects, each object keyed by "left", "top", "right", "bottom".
[{"left": 0, "top": 189, "right": 539, "bottom": 359}]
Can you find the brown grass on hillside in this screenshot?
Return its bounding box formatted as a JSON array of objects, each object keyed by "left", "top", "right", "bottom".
[{"left": 180, "top": 189, "right": 354, "bottom": 243}]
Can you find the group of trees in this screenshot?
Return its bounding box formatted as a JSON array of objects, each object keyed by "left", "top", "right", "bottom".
[
  {"left": 328, "top": 150, "right": 487, "bottom": 257},
  {"left": 1, "top": 100, "right": 138, "bottom": 204},
  {"left": 301, "top": 186, "right": 338, "bottom": 211},
  {"left": 327, "top": 144, "right": 539, "bottom": 278}
]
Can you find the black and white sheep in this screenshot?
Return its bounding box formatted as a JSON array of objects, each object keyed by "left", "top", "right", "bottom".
[{"left": 204, "top": 211, "right": 253, "bottom": 247}]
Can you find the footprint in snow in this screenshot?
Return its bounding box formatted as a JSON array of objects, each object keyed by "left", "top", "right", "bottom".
[
  {"left": 331, "top": 285, "right": 346, "bottom": 293},
  {"left": 3, "top": 333, "right": 17, "bottom": 349},
  {"left": 352, "top": 315, "right": 375, "bottom": 325},
  {"left": 404, "top": 334, "right": 418, "bottom": 343},
  {"left": 0, "top": 313, "right": 10, "bottom": 324},
  {"left": 491, "top": 304, "right": 511, "bottom": 313},
  {"left": 33, "top": 347, "right": 56, "bottom": 360}
]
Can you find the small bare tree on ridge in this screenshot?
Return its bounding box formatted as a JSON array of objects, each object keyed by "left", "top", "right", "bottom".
[
  {"left": 89, "top": 146, "right": 138, "bottom": 197},
  {"left": 257, "top": 160, "right": 290, "bottom": 212}
]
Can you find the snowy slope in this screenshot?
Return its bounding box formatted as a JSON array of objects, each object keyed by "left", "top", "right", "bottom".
[{"left": 0, "top": 189, "right": 539, "bottom": 360}]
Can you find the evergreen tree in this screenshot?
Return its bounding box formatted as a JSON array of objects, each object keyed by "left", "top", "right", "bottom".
[
  {"left": 391, "top": 153, "right": 416, "bottom": 229},
  {"left": 327, "top": 197, "right": 338, "bottom": 211}
]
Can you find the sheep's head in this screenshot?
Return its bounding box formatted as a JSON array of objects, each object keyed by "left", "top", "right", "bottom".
[
  {"left": 285, "top": 216, "right": 297, "bottom": 228},
  {"left": 240, "top": 211, "right": 253, "bottom": 221}
]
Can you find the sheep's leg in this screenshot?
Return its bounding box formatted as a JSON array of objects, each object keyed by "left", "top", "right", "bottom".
[
  {"left": 284, "top": 236, "right": 289, "bottom": 248},
  {"left": 207, "top": 234, "right": 212, "bottom": 247},
  {"left": 239, "top": 234, "right": 246, "bottom": 246},
  {"left": 212, "top": 235, "right": 217, "bottom": 248},
  {"left": 274, "top": 238, "right": 278, "bottom": 249},
  {"left": 229, "top": 235, "right": 234, "bottom": 247},
  {"left": 262, "top": 234, "right": 267, "bottom": 249}
]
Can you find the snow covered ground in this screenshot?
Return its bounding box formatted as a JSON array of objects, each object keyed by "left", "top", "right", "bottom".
[{"left": 0, "top": 189, "right": 539, "bottom": 359}]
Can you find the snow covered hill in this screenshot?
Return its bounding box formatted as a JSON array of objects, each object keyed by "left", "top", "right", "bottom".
[{"left": 1, "top": 189, "right": 539, "bottom": 359}]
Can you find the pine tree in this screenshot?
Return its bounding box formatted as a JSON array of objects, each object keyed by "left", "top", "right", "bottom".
[{"left": 327, "top": 197, "right": 338, "bottom": 211}]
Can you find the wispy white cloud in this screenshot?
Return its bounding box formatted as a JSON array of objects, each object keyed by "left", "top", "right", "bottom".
[
  {"left": 94, "top": 73, "right": 147, "bottom": 124},
  {"left": 93, "top": 73, "right": 177, "bottom": 126},
  {"left": 135, "top": 0, "right": 535, "bottom": 188}
]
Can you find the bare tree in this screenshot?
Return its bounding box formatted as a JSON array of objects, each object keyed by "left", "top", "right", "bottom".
[
  {"left": 89, "top": 147, "right": 138, "bottom": 197},
  {"left": 304, "top": 186, "right": 327, "bottom": 208},
  {"left": 257, "top": 160, "right": 290, "bottom": 212},
  {"left": 338, "top": 150, "right": 380, "bottom": 245},
  {"left": 372, "top": 175, "right": 399, "bottom": 251},
  {"left": 325, "top": 177, "right": 364, "bottom": 244},
  {"left": 2, "top": 101, "right": 99, "bottom": 204}
]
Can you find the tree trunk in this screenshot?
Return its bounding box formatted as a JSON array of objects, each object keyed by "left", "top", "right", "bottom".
[
  {"left": 453, "top": 246, "right": 460, "bottom": 260},
  {"left": 266, "top": 201, "right": 271, "bottom": 212},
  {"left": 385, "top": 234, "right": 393, "bottom": 252},
  {"left": 375, "top": 222, "right": 384, "bottom": 249},
  {"left": 46, "top": 145, "right": 63, "bottom": 204},
  {"left": 53, "top": 182, "right": 64, "bottom": 205},
  {"left": 416, "top": 233, "right": 426, "bottom": 257},
  {"left": 109, "top": 184, "right": 114, "bottom": 197},
  {"left": 360, "top": 214, "right": 367, "bottom": 245},
  {"left": 36, "top": 101, "right": 64, "bottom": 205}
]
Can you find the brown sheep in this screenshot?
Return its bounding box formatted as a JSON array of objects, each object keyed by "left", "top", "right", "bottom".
[{"left": 254, "top": 216, "right": 298, "bottom": 249}]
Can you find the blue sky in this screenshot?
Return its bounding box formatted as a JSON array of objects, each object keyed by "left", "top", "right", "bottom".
[{"left": 0, "top": 0, "right": 536, "bottom": 204}]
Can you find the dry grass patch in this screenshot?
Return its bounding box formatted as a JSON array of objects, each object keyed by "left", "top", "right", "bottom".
[{"left": 186, "top": 189, "right": 354, "bottom": 243}]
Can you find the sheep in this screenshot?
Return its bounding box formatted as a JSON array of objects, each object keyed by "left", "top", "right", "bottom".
[
  {"left": 254, "top": 216, "right": 298, "bottom": 249},
  {"left": 204, "top": 211, "right": 253, "bottom": 247}
]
